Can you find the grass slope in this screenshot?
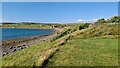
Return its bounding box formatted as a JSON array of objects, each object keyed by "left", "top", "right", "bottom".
[
  {"left": 47, "top": 38, "right": 118, "bottom": 66},
  {"left": 46, "top": 24, "right": 119, "bottom": 66}
]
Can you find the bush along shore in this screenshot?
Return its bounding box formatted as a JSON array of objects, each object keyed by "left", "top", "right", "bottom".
[{"left": 1, "top": 16, "right": 119, "bottom": 67}]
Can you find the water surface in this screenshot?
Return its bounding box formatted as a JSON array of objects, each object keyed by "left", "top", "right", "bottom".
[{"left": 1, "top": 28, "right": 54, "bottom": 41}]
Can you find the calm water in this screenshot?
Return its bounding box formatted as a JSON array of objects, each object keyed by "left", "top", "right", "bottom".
[{"left": 1, "top": 28, "right": 54, "bottom": 41}]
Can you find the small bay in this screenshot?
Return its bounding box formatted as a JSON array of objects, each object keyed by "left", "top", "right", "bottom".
[{"left": 1, "top": 28, "right": 54, "bottom": 41}]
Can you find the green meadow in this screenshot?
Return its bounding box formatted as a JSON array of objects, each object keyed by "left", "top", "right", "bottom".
[{"left": 47, "top": 39, "right": 118, "bottom": 66}]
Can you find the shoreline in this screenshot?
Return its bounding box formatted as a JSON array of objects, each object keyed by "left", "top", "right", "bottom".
[{"left": 1, "top": 28, "right": 62, "bottom": 56}]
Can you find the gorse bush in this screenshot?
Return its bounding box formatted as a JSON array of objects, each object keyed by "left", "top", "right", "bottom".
[
  {"left": 51, "top": 28, "right": 77, "bottom": 42},
  {"left": 79, "top": 23, "right": 90, "bottom": 30},
  {"left": 107, "top": 16, "right": 120, "bottom": 23},
  {"left": 95, "top": 18, "right": 106, "bottom": 23},
  {"left": 95, "top": 16, "right": 120, "bottom": 23}
]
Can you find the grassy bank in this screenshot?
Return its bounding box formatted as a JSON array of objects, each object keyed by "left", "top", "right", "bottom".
[{"left": 2, "top": 23, "right": 119, "bottom": 66}]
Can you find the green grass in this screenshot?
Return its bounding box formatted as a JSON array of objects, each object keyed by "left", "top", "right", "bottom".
[
  {"left": 2, "top": 41, "right": 52, "bottom": 66},
  {"left": 46, "top": 24, "right": 119, "bottom": 66},
  {"left": 47, "top": 38, "right": 118, "bottom": 66}
]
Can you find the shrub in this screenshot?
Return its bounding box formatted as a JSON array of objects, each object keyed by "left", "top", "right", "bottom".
[
  {"left": 51, "top": 28, "right": 76, "bottom": 42},
  {"left": 95, "top": 18, "right": 106, "bottom": 23},
  {"left": 79, "top": 23, "right": 90, "bottom": 30},
  {"left": 95, "top": 16, "right": 120, "bottom": 23},
  {"left": 107, "top": 16, "right": 120, "bottom": 23}
]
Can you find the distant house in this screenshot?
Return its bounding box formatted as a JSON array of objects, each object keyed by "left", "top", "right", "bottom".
[
  {"left": 0, "top": 24, "right": 2, "bottom": 27},
  {"left": 50, "top": 25, "right": 58, "bottom": 28},
  {"left": 89, "top": 23, "right": 98, "bottom": 28},
  {"left": 50, "top": 25, "right": 54, "bottom": 28},
  {"left": 89, "top": 24, "right": 93, "bottom": 27}
]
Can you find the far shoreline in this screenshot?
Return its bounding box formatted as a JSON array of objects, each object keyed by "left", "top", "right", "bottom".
[{"left": 1, "top": 27, "right": 54, "bottom": 30}]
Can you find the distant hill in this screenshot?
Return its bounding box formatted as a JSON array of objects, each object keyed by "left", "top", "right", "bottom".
[{"left": 2, "top": 22, "right": 61, "bottom": 25}]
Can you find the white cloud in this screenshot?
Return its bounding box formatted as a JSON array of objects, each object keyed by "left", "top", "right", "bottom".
[
  {"left": 68, "top": 18, "right": 98, "bottom": 24},
  {"left": 93, "top": 19, "right": 97, "bottom": 21},
  {"left": 18, "top": 21, "right": 36, "bottom": 22},
  {"left": 40, "top": 22, "right": 61, "bottom": 24},
  {"left": 0, "top": 19, "right": 2, "bottom": 23},
  {"left": 105, "top": 18, "right": 108, "bottom": 20},
  {"left": 77, "top": 19, "right": 84, "bottom": 22},
  {"left": 93, "top": 18, "right": 108, "bottom": 21}
]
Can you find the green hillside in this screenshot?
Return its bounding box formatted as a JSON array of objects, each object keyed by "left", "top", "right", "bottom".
[{"left": 46, "top": 24, "right": 119, "bottom": 66}]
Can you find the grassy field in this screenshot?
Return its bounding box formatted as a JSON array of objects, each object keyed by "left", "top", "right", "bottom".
[
  {"left": 47, "top": 38, "right": 118, "bottom": 66},
  {"left": 1, "top": 23, "right": 119, "bottom": 66}
]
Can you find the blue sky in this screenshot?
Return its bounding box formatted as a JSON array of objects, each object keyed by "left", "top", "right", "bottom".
[
  {"left": 2, "top": 2, "right": 118, "bottom": 23},
  {"left": 2, "top": 0, "right": 120, "bottom": 2}
]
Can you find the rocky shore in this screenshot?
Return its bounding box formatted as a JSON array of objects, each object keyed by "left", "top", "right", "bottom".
[{"left": 1, "top": 28, "right": 63, "bottom": 56}]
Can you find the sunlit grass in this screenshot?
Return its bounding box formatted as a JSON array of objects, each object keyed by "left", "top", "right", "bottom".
[
  {"left": 2, "top": 41, "right": 52, "bottom": 66},
  {"left": 47, "top": 38, "right": 118, "bottom": 66}
]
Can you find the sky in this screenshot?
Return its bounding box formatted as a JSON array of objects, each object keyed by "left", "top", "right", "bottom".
[
  {"left": 2, "top": 2, "right": 118, "bottom": 24},
  {"left": 2, "top": 0, "right": 120, "bottom": 2}
]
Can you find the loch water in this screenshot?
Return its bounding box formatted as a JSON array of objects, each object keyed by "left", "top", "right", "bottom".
[{"left": 1, "top": 28, "right": 54, "bottom": 41}]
